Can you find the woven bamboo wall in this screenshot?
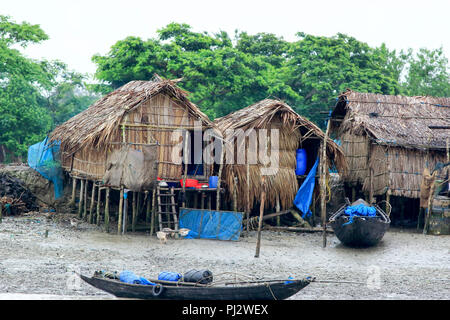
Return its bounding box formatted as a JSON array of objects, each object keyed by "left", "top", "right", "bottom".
[
  {"left": 340, "top": 132, "right": 369, "bottom": 185},
  {"left": 364, "top": 145, "right": 448, "bottom": 198},
  {"left": 62, "top": 93, "right": 211, "bottom": 182}
]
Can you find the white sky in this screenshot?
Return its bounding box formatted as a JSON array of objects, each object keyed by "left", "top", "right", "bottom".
[{"left": 3, "top": 0, "right": 450, "bottom": 77}]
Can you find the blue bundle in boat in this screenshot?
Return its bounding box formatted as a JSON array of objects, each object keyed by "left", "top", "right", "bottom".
[
  {"left": 342, "top": 204, "right": 377, "bottom": 226},
  {"left": 158, "top": 271, "right": 182, "bottom": 282},
  {"left": 119, "top": 270, "right": 155, "bottom": 285}
]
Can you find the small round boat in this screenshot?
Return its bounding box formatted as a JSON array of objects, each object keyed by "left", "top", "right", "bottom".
[{"left": 329, "top": 199, "right": 390, "bottom": 247}]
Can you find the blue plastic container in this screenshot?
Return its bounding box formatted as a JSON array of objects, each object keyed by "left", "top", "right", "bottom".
[
  {"left": 295, "top": 149, "right": 307, "bottom": 175},
  {"left": 209, "top": 176, "right": 219, "bottom": 188},
  {"left": 158, "top": 271, "right": 182, "bottom": 282}
]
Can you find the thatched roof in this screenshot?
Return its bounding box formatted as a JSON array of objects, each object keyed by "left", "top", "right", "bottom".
[
  {"left": 215, "top": 99, "right": 347, "bottom": 171},
  {"left": 50, "top": 75, "right": 213, "bottom": 154},
  {"left": 214, "top": 99, "right": 347, "bottom": 211},
  {"left": 332, "top": 90, "right": 450, "bottom": 150}
]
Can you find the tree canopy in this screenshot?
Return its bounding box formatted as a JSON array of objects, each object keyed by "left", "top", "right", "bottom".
[{"left": 92, "top": 23, "right": 449, "bottom": 125}]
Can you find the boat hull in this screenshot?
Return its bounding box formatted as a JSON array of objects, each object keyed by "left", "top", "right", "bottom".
[
  {"left": 80, "top": 275, "right": 310, "bottom": 300},
  {"left": 330, "top": 216, "right": 390, "bottom": 247}
]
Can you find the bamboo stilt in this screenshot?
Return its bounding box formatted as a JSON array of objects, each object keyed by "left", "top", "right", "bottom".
[
  {"left": 232, "top": 175, "right": 238, "bottom": 212},
  {"left": 89, "top": 183, "right": 96, "bottom": 224},
  {"left": 123, "top": 191, "right": 128, "bottom": 235},
  {"left": 83, "top": 180, "right": 88, "bottom": 220},
  {"left": 321, "top": 119, "right": 331, "bottom": 248},
  {"left": 118, "top": 187, "right": 124, "bottom": 234},
  {"left": 246, "top": 162, "right": 250, "bottom": 234},
  {"left": 0, "top": 203, "right": 3, "bottom": 223},
  {"left": 132, "top": 192, "right": 137, "bottom": 232},
  {"left": 216, "top": 143, "right": 224, "bottom": 211},
  {"left": 96, "top": 186, "right": 101, "bottom": 226},
  {"left": 104, "top": 187, "right": 110, "bottom": 232},
  {"left": 145, "top": 191, "right": 151, "bottom": 224},
  {"left": 255, "top": 178, "right": 266, "bottom": 258},
  {"left": 78, "top": 179, "right": 84, "bottom": 218},
  {"left": 150, "top": 187, "right": 156, "bottom": 236},
  {"left": 70, "top": 178, "right": 77, "bottom": 207}
]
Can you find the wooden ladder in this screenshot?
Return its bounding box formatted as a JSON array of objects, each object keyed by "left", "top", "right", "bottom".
[{"left": 156, "top": 185, "right": 179, "bottom": 238}]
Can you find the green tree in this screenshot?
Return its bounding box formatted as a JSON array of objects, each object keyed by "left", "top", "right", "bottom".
[
  {"left": 0, "top": 15, "right": 53, "bottom": 160},
  {"left": 399, "top": 47, "right": 450, "bottom": 97}
]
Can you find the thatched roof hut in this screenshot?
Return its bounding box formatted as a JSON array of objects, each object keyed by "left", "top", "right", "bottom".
[
  {"left": 331, "top": 90, "right": 450, "bottom": 200},
  {"left": 214, "top": 99, "right": 347, "bottom": 212},
  {"left": 50, "top": 75, "right": 215, "bottom": 185}
]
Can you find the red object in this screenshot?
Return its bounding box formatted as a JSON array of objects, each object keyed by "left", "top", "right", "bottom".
[
  {"left": 180, "top": 179, "right": 199, "bottom": 188},
  {"left": 157, "top": 177, "right": 162, "bottom": 181},
  {"left": 195, "top": 183, "right": 208, "bottom": 189}
]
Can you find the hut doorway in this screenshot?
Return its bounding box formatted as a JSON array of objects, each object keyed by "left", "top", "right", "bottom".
[{"left": 182, "top": 130, "right": 207, "bottom": 179}]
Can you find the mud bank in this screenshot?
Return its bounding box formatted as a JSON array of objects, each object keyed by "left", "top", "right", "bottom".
[{"left": 0, "top": 214, "right": 448, "bottom": 300}]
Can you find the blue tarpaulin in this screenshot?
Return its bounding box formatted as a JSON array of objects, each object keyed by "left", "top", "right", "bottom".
[
  {"left": 293, "top": 156, "right": 320, "bottom": 218},
  {"left": 27, "top": 136, "right": 63, "bottom": 199},
  {"left": 342, "top": 204, "right": 377, "bottom": 225},
  {"left": 179, "top": 208, "right": 243, "bottom": 241}
]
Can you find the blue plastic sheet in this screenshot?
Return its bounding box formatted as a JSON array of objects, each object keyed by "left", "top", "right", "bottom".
[
  {"left": 119, "top": 270, "right": 155, "bottom": 285},
  {"left": 342, "top": 204, "right": 377, "bottom": 226},
  {"left": 27, "top": 137, "right": 63, "bottom": 199},
  {"left": 179, "top": 209, "right": 243, "bottom": 241},
  {"left": 158, "top": 271, "right": 182, "bottom": 282},
  {"left": 293, "top": 156, "right": 319, "bottom": 218}
]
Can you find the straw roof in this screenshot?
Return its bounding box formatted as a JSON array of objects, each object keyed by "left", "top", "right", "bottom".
[
  {"left": 332, "top": 90, "right": 450, "bottom": 150},
  {"left": 215, "top": 99, "right": 347, "bottom": 171},
  {"left": 214, "top": 99, "right": 347, "bottom": 211},
  {"left": 50, "top": 75, "right": 213, "bottom": 154}
]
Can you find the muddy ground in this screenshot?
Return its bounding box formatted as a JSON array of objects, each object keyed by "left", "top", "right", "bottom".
[{"left": 0, "top": 213, "right": 448, "bottom": 300}]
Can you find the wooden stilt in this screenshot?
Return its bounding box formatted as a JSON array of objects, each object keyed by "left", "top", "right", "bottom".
[
  {"left": 0, "top": 203, "right": 3, "bottom": 223},
  {"left": 145, "top": 191, "right": 151, "bottom": 224},
  {"left": 201, "top": 192, "right": 205, "bottom": 209},
  {"left": 132, "top": 192, "right": 137, "bottom": 232},
  {"left": 352, "top": 187, "right": 356, "bottom": 202},
  {"left": 104, "top": 187, "right": 110, "bottom": 232},
  {"left": 123, "top": 191, "right": 128, "bottom": 235},
  {"left": 70, "top": 178, "right": 77, "bottom": 207},
  {"left": 276, "top": 195, "right": 281, "bottom": 226},
  {"left": 150, "top": 187, "right": 156, "bottom": 236},
  {"left": 246, "top": 163, "right": 250, "bottom": 234},
  {"left": 96, "top": 186, "right": 101, "bottom": 226},
  {"left": 369, "top": 167, "right": 374, "bottom": 204},
  {"left": 216, "top": 144, "right": 224, "bottom": 211},
  {"left": 83, "top": 180, "right": 88, "bottom": 220},
  {"left": 255, "top": 178, "right": 266, "bottom": 258},
  {"left": 320, "top": 118, "right": 331, "bottom": 248},
  {"left": 78, "top": 179, "right": 84, "bottom": 218},
  {"left": 118, "top": 187, "right": 124, "bottom": 234},
  {"left": 424, "top": 183, "right": 436, "bottom": 235},
  {"left": 182, "top": 130, "right": 188, "bottom": 208},
  {"left": 89, "top": 183, "right": 96, "bottom": 224},
  {"left": 232, "top": 175, "right": 238, "bottom": 211},
  {"left": 386, "top": 189, "right": 391, "bottom": 216}
]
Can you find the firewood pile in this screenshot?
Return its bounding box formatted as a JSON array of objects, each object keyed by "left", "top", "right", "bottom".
[{"left": 0, "top": 173, "right": 38, "bottom": 215}]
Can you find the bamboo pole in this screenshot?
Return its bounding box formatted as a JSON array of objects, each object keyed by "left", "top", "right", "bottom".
[
  {"left": 104, "top": 187, "right": 110, "bottom": 232},
  {"left": 150, "top": 187, "right": 157, "bottom": 236},
  {"left": 232, "top": 175, "right": 238, "bottom": 211},
  {"left": 78, "top": 179, "right": 84, "bottom": 218},
  {"left": 182, "top": 130, "right": 188, "bottom": 208},
  {"left": 386, "top": 189, "right": 391, "bottom": 216},
  {"left": 424, "top": 177, "right": 436, "bottom": 235},
  {"left": 89, "top": 183, "right": 96, "bottom": 224},
  {"left": 369, "top": 167, "right": 374, "bottom": 204},
  {"left": 123, "top": 190, "right": 128, "bottom": 235},
  {"left": 70, "top": 178, "right": 77, "bottom": 207},
  {"left": 216, "top": 142, "right": 225, "bottom": 211},
  {"left": 132, "top": 191, "right": 137, "bottom": 232},
  {"left": 83, "top": 180, "right": 88, "bottom": 221},
  {"left": 320, "top": 119, "right": 331, "bottom": 248},
  {"left": 118, "top": 187, "right": 124, "bottom": 234},
  {"left": 275, "top": 195, "right": 281, "bottom": 226},
  {"left": 246, "top": 162, "right": 250, "bottom": 234},
  {"left": 0, "top": 203, "right": 3, "bottom": 223},
  {"left": 254, "top": 177, "right": 266, "bottom": 258},
  {"left": 145, "top": 191, "right": 151, "bottom": 224},
  {"left": 96, "top": 186, "right": 101, "bottom": 226}
]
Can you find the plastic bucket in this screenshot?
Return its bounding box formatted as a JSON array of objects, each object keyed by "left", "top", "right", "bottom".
[
  {"left": 209, "top": 176, "right": 219, "bottom": 188},
  {"left": 295, "top": 149, "right": 307, "bottom": 175}
]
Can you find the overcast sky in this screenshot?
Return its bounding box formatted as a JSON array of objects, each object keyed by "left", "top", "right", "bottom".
[{"left": 3, "top": 0, "right": 450, "bottom": 77}]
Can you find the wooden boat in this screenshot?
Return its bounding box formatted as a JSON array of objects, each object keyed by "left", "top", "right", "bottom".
[
  {"left": 329, "top": 199, "right": 390, "bottom": 247},
  {"left": 79, "top": 273, "right": 311, "bottom": 300}
]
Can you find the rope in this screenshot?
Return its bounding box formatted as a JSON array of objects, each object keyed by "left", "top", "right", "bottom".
[{"left": 266, "top": 283, "right": 278, "bottom": 300}]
